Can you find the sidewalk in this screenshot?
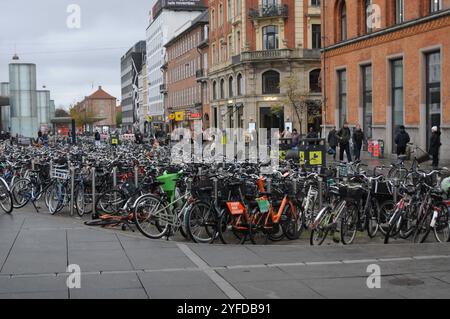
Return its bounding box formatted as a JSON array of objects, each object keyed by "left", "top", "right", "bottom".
[{"left": 1, "top": 209, "right": 450, "bottom": 299}]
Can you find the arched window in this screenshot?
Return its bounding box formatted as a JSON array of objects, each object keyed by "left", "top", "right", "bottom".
[
  {"left": 262, "top": 70, "right": 280, "bottom": 94},
  {"left": 228, "top": 77, "right": 234, "bottom": 97},
  {"left": 212, "top": 81, "right": 217, "bottom": 100},
  {"left": 365, "top": 0, "right": 373, "bottom": 33},
  {"left": 309, "top": 69, "right": 321, "bottom": 93},
  {"left": 262, "top": 25, "right": 279, "bottom": 50},
  {"left": 220, "top": 79, "right": 225, "bottom": 99},
  {"left": 340, "top": 1, "right": 347, "bottom": 41},
  {"left": 211, "top": 9, "right": 215, "bottom": 31},
  {"left": 237, "top": 74, "right": 243, "bottom": 96}
]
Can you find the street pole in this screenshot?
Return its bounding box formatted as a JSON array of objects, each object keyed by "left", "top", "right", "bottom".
[{"left": 322, "top": 0, "right": 327, "bottom": 138}]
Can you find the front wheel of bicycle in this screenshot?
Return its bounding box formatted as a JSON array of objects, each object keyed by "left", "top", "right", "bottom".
[
  {"left": 134, "top": 194, "right": 170, "bottom": 240},
  {"left": 0, "top": 178, "right": 13, "bottom": 214},
  {"left": 340, "top": 203, "right": 359, "bottom": 245},
  {"left": 10, "top": 178, "right": 31, "bottom": 209},
  {"left": 434, "top": 204, "right": 450, "bottom": 243},
  {"left": 48, "top": 183, "right": 66, "bottom": 215},
  {"left": 281, "top": 203, "right": 301, "bottom": 240},
  {"left": 310, "top": 207, "right": 331, "bottom": 246},
  {"left": 249, "top": 209, "right": 270, "bottom": 245},
  {"left": 184, "top": 201, "right": 218, "bottom": 244},
  {"left": 218, "top": 211, "right": 247, "bottom": 245},
  {"left": 413, "top": 211, "right": 432, "bottom": 244}
]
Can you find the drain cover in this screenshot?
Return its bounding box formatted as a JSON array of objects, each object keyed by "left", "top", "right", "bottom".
[{"left": 389, "top": 277, "right": 425, "bottom": 287}]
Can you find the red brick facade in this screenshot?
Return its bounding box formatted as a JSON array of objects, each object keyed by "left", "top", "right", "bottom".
[{"left": 322, "top": 0, "right": 450, "bottom": 156}]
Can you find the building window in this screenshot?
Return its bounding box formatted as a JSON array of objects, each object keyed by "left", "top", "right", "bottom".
[
  {"left": 211, "top": 10, "right": 215, "bottom": 31},
  {"left": 213, "top": 81, "right": 217, "bottom": 100},
  {"left": 365, "top": 0, "right": 373, "bottom": 33},
  {"left": 391, "top": 59, "right": 403, "bottom": 147},
  {"left": 236, "top": 0, "right": 241, "bottom": 16},
  {"left": 236, "top": 31, "right": 241, "bottom": 54},
  {"left": 312, "top": 24, "right": 321, "bottom": 49},
  {"left": 227, "top": 0, "right": 232, "bottom": 21},
  {"left": 220, "top": 79, "right": 225, "bottom": 99},
  {"left": 262, "top": 25, "right": 279, "bottom": 50},
  {"left": 338, "top": 69, "right": 347, "bottom": 128},
  {"left": 395, "top": 0, "right": 404, "bottom": 24},
  {"left": 340, "top": 1, "right": 347, "bottom": 41},
  {"left": 229, "top": 77, "right": 234, "bottom": 97},
  {"left": 426, "top": 51, "right": 441, "bottom": 145},
  {"left": 219, "top": 4, "right": 223, "bottom": 26},
  {"left": 362, "top": 65, "right": 373, "bottom": 138},
  {"left": 237, "top": 74, "right": 243, "bottom": 96},
  {"left": 228, "top": 35, "right": 233, "bottom": 56},
  {"left": 311, "top": 0, "right": 320, "bottom": 6},
  {"left": 430, "top": 0, "right": 442, "bottom": 13},
  {"left": 263, "top": 0, "right": 277, "bottom": 7},
  {"left": 309, "top": 69, "right": 321, "bottom": 93},
  {"left": 262, "top": 70, "right": 280, "bottom": 94},
  {"left": 212, "top": 44, "right": 216, "bottom": 64}
]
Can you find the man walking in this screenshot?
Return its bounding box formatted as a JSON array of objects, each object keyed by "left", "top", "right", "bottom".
[
  {"left": 328, "top": 126, "right": 338, "bottom": 160},
  {"left": 291, "top": 129, "right": 300, "bottom": 149},
  {"left": 336, "top": 122, "right": 352, "bottom": 162},
  {"left": 352, "top": 124, "right": 365, "bottom": 162},
  {"left": 95, "top": 130, "right": 101, "bottom": 147},
  {"left": 394, "top": 125, "right": 410, "bottom": 156},
  {"left": 429, "top": 126, "right": 442, "bottom": 169}
]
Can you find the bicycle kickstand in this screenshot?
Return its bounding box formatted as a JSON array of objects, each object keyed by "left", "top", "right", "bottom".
[{"left": 31, "top": 199, "right": 40, "bottom": 213}]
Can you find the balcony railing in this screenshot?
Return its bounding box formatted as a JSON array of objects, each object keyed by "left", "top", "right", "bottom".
[
  {"left": 240, "top": 48, "right": 321, "bottom": 62},
  {"left": 249, "top": 4, "right": 288, "bottom": 20}
]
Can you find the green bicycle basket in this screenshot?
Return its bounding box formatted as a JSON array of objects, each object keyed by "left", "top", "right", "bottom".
[{"left": 157, "top": 172, "right": 181, "bottom": 200}]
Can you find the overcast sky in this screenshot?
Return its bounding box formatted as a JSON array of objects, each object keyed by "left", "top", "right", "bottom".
[{"left": 0, "top": 0, "right": 154, "bottom": 109}]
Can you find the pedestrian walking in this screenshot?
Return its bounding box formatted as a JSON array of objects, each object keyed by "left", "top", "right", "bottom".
[
  {"left": 307, "top": 127, "right": 318, "bottom": 145},
  {"left": 291, "top": 129, "right": 300, "bottom": 149},
  {"left": 429, "top": 126, "right": 442, "bottom": 169},
  {"left": 352, "top": 124, "right": 365, "bottom": 162},
  {"left": 95, "top": 130, "right": 101, "bottom": 147},
  {"left": 336, "top": 122, "right": 352, "bottom": 162},
  {"left": 394, "top": 125, "right": 410, "bottom": 156},
  {"left": 327, "top": 126, "right": 338, "bottom": 160}
]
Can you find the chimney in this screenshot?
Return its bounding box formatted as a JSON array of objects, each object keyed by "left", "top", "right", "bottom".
[{"left": 98, "top": 86, "right": 102, "bottom": 90}]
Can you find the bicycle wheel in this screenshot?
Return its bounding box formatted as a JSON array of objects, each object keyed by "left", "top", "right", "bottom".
[
  {"left": 0, "top": 178, "right": 13, "bottom": 214},
  {"left": 184, "top": 201, "right": 217, "bottom": 244},
  {"left": 75, "top": 184, "right": 93, "bottom": 217},
  {"left": 310, "top": 207, "right": 331, "bottom": 246},
  {"left": 218, "top": 211, "right": 247, "bottom": 245},
  {"left": 95, "top": 190, "right": 126, "bottom": 216},
  {"left": 378, "top": 200, "right": 395, "bottom": 236},
  {"left": 384, "top": 210, "right": 402, "bottom": 244},
  {"left": 47, "top": 183, "right": 66, "bottom": 215},
  {"left": 249, "top": 209, "right": 270, "bottom": 245},
  {"left": 134, "top": 194, "right": 170, "bottom": 239},
  {"left": 434, "top": 204, "right": 450, "bottom": 243},
  {"left": 281, "top": 202, "right": 301, "bottom": 240},
  {"left": 10, "top": 178, "right": 31, "bottom": 209},
  {"left": 341, "top": 203, "right": 359, "bottom": 245},
  {"left": 399, "top": 202, "right": 420, "bottom": 239},
  {"left": 366, "top": 199, "right": 380, "bottom": 238},
  {"left": 413, "top": 211, "right": 432, "bottom": 244}
]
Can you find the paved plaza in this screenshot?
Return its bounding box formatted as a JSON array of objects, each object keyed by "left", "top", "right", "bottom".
[{"left": 1, "top": 206, "right": 450, "bottom": 299}]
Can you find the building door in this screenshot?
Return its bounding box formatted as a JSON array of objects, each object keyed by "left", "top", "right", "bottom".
[
  {"left": 426, "top": 51, "right": 441, "bottom": 149},
  {"left": 260, "top": 107, "right": 284, "bottom": 137}
]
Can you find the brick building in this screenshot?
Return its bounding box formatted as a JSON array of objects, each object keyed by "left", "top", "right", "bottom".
[
  {"left": 73, "top": 86, "right": 117, "bottom": 132},
  {"left": 208, "top": 0, "right": 322, "bottom": 135},
  {"left": 322, "top": 0, "right": 450, "bottom": 157},
  {"left": 163, "top": 11, "right": 209, "bottom": 134}
]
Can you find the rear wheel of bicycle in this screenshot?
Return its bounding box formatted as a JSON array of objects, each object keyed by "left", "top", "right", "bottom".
[
  {"left": 413, "top": 211, "right": 432, "bottom": 244},
  {"left": 249, "top": 210, "right": 270, "bottom": 245},
  {"left": 0, "top": 179, "right": 13, "bottom": 214},
  {"left": 95, "top": 190, "right": 126, "bottom": 216},
  {"left": 75, "top": 185, "right": 93, "bottom": 217},
  {"left": 134, "top": 194, "right": 170, "bottom": 240},
  {"left": 10, "top": 178, "right": 31, "bottom": 209},
  {"left": 399, "top": 203, "right": 420, "bottom": 239},
  {"left": 341, "top": 203, "right": 359, "bottom": 245},
  {"left": 384, "top": 211, "right": 402, "bottom": 244},
  {"left": 184, "top": 201, "right": 217, "bottom": 244},
  {"left": 48, "top": 184, "right": 67, "bottom": 215},
  {"left": 281, "top": 203, "right": 301, "bottom": 240},
  {"left": 366, "top": 200, "right": 380, "bottom": 238},
  {"left": 310, "top": 207, "right": 331, "bottom": 246},
  {"left": 434, "top": 204, "right": 450, "bottom": 243},
  {"left": 378, "top": 200, "right": 395, "bottom": 236},
  {"left": 218, "top": 211, "right": 247, "bottom": 245}
]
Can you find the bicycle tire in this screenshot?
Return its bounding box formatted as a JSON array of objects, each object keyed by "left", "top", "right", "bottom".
[
  {"left": 366, "top": 199, "right": 380, "bottom": 239},
  {"left": 310, "top": 206, "right": 332, "bottom": 246},
  {"left": 384, "top": 211, "right": 401, "bottom": 244},
  {"left": 249, "top": 209, "right": 270, "bottom": 245},
  {"left": 0, "top": 178, "right": 13, "bottom": 214},
  {"left": 340, "top": 203, "right": 358, "bottom": 245},
  {"left": 133, "top": 194, "right": 170, "bottom": 239},
  {"left": 433, "top": 204, "right": 450, "bottom": 243},
  {"left": 184, "top": 201, "right": 217, "bottom": 244},
  {"left": 10, "top": 178, "right": 31, "bottom": 209},
  {"left": 218, "top": 211, "right": 247, "bottom": 245},
  {"left": 281, "top": 203, "right": 301, "bottom": 240}
]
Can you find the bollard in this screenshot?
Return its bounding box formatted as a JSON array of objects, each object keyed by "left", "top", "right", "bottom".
[
  {"left": 134, "top": 165, "right": 139, "bottom": 188},
  {"left": 318, "top": 176, "right": 323, "bottom": 209},
  {"left": 70, "top": 165, "right": 75, "bottom": 217},
  {"left": 92, "top": 167, "right": 96, "bottom": 219},
  {"left": 213, "top": 178, "right": 218, "bottom": 201}
]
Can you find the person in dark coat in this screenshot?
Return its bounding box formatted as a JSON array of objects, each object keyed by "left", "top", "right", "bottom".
[
  {"left": 352, "top": 124, "right": 365, "bottom": 162},
  {"left": 328, "top": 126, "right": 338, "bottom": 160},
  {"left": 336, "top": 122, "right": 352, "bottom": 162},
  {"left": 394, "top": 125, "right": 410, "bottom": 156},
  {"left": 429, "top": 126, "right": 442, "bottom": 169},
  {"left": 306, "top": 127, "right": 318, "bottom": 146}
]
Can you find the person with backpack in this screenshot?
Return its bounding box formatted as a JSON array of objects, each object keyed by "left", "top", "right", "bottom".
[
  {"left": 336, "top": 122, "right": 352, "bottom": 162},
  {"left": 394, "top": 125, "right": 410, "bottom": 156},
  {"left": 429, "top": 126, "right": 442, "bottom": 169}
]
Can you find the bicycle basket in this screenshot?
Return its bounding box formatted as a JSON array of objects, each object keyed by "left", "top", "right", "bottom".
[
  {"left": 191, "top": 177, "right": 214, "bottom": 199},
  {"left": 339, "top": 185, "right": 365, "bottom": 200},
  {"left": 51, "top": 168, "right": 70, "bottom": 180}
]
